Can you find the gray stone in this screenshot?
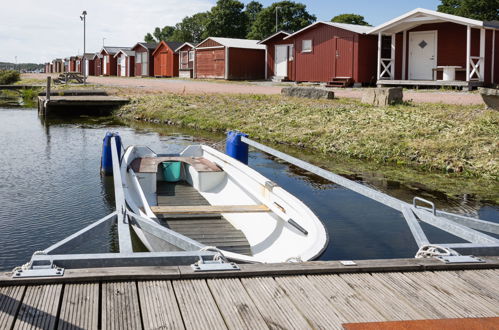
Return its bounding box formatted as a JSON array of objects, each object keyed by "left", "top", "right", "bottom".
[
  {"left": 479, "top": 88, "right": 499, "bottom": 110},
  {"left": 281, "top": 87, "right": 334, "bottom": 100},
  {"left": 362, "top": 87, "right": 403, "bottom": 106}
]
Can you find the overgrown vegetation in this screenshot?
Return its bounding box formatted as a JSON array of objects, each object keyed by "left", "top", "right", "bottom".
[
  {"left": 0, "top": 70, "right": 20, "bottom": 85},
  {"left": 116, "top": 93, "right": 498, "bottom": 180}
]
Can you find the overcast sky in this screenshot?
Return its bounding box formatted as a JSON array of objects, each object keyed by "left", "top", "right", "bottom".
[{"left": 0, "top": 0, "right": 440, "bottom": 64}]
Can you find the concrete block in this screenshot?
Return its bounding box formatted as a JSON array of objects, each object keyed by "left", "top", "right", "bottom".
[
  {"left": 362, "top": 87, "right": 403, "bottom": 106},
  {"left": 479, "top": 88, "right": 499, "bottom": 110},
  {"left": 281, "top": 87, "right": 334, "bottom": 100}
]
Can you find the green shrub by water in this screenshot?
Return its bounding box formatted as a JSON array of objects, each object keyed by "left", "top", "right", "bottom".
[{"left": 0, "top": 70, "right": 20, "bottom": 85}]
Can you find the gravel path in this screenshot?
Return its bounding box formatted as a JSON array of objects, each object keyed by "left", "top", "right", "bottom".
[{"left": 24, "top": 74, "right": 484, "bottom": 105}]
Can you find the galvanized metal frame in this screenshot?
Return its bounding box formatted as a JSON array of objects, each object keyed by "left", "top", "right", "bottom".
[{"left": 241, "top": 137, "right": 499, "bottom": 255}]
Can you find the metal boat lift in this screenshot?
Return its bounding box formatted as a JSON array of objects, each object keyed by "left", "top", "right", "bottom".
[{"left": 14, "top": 135, "right": 499, "bottom": 277}]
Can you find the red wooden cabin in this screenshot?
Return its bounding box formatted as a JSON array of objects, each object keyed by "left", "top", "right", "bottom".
[
  {"left": 82, "top": 53, "right": 95, "bottom": 76},
  {"left": 114, "top": 50, "right": 135, "bottom": 77},
  {"left": 93, "top": 53, "right": 102, "bottom": 76},
  {"left": 152, "top": 41, "right": 183, "bottom": 77},
  {"left": 258, "top": 31, "right": 292, "bottom": 81},
  {"left": 131, "top": 42, "right": 157, "bottom": 77},
  {"left": 370, "top": 8, "right": 499, "bottom": 88},
  {"left": 279, "top": 22, "right": 377, "bottom": 86},
  {"left": 100, "top": 47, "right": 130, "bottom": 76},
  {"left": 176, "top": 42, "right": 196, "bottom": 78},
  {"left": 69, "top": 56, "right": 77, "bottom": 72},
  {"left": 195, "top": 37, "right": 265, "bottom": 80}
]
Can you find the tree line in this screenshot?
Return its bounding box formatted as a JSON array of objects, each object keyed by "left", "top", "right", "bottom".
[{"left": 144, "top": 0, "right": 498, "bottom": 44}]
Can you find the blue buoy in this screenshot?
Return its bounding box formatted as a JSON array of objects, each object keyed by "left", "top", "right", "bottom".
[
  {"left": 226, "top": 131, "right": 248, "bottom": 164},
  {"left": 101, "top": 132, "right": 122, "bottom": 176}
]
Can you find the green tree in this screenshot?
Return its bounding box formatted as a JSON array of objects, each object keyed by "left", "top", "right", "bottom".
[
  {"left": 143, "top": 26, "right": 177, "bottom": 43},
  {"left": 171, "top": 12, "right": 210, "bottom": 43},
  {"left": 205, "top": 0, "right": 249, "bottom": 38},
  {"left": 144, "top": 33, "right": 155, "bottom": 43},
  {"left": 331, "top": 13, "right": 370, "bottom": 26},
  {"left": 245, "top": 1, "right": 263, "bottom": 35},
  {"left": 248, "top": 1, "right": 316, "bottom": 40},
  {"left": 438, "top": 0, "right": 499, "bottom": 21}
]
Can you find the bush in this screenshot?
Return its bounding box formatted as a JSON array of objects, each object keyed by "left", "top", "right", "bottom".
[{"left": 0, "top": 70, "right": 20, "bottom": 85}]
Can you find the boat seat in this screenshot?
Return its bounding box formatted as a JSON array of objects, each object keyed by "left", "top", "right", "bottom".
[
  {"left": 130, "top": 156, "right": 222, "bottom": 173},
  {"left": 150, "top": 204, "right": 270, "bottom": 214}
]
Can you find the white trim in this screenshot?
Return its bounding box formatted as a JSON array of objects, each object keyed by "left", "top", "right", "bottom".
[
  {"left": 480, "top": 28, "right": 486, "bottom": 82},
  {"left": 284, "top": 21, "right": 371, "bottom": 40},
  {"left": 402, "top": 30, "right": 407, "bottom": 80},
  {"left": 493, "top": 30, "right": 496, "bottom": 83},
  {"left": 377, "top": 32, "right": 382, "bottom": 79},
  {"left": 466, "top": 25, "right": 471, "bottom": 82},
  {"left": 264, "top": 45, "right": 268, "bottom": 79},
  {"left": 196, "top": 46, "right": 225, "bottom": 50},
  {"left": 408, "top": 30, "right": 438, "bottom": 80},
  {"left": 174, "top": 42, "right": 195, "bottom": 53},
  {"left": 369, "top": 8, "right": 487, "bottom": 34},
  {"left": 225, "top": 47, "right": 229, "bottom": 80},
  {"left": 258, "top": 31, "right": 290, "bottom": 44},
  {"left": 302, "top": 39, "right": 313, "bottom": 53},
  {"left": 391, "top": 34, "right": 396, "bottom": 80}
]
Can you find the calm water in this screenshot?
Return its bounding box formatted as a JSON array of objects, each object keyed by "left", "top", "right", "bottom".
[{"left": 0, "top": 108, "right": 497, "bottom": 270}]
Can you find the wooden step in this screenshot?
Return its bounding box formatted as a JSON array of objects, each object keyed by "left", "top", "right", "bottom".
[{"left": 151, "top": 204, "right": 270, "bottom": 215}]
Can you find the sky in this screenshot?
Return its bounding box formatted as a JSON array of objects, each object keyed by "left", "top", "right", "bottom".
[{"left": 0, "top": 0, "right": 441, "bottom": 64}]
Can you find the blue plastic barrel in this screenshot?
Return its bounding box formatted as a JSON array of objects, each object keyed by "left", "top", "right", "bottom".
[
  {"left": 101, "top": 132, "right": 122, "bottom": 176},
  {"left": 226, "top": 131, "right": 248, "bottom": 164}
]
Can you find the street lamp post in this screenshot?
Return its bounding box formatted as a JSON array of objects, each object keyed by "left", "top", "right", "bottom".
[
  {"left": 80, "top": 10, "right": 87, "bottom": 84},
  {"left": 275, "top": 7, "right": 281, "bottom": 33}
]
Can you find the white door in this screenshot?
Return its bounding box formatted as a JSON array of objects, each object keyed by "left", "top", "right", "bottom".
[
  {"left": 142, "top": 53, "right": 148, "bottom": 76},
  {"left": 84, "top": 59, "right": 89, "bottom": 77},
  {"left": 103, "top": 56, "right": 108, "bottom": 75},
  {"left": 408, "top": 31, "right": 437, "bottom": 80},
  {"left": 120, "top": 56, "right": 126, "bottom": 76},
  {"left": 275, "top": 45, "right": 288, "bottom": 77}
]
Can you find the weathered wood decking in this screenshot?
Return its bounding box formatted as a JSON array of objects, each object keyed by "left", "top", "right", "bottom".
[{"left": 0, "top": 258, "right": 498, "bottom": 329}]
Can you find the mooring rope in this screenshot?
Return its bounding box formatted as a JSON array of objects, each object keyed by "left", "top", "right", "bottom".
[{"left": 415, "top": 244, "right": 459, "bottom": 258}]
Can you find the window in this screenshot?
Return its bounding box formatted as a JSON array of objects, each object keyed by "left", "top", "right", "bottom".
[
  {"left": 189, "top": 51, "right": 194, "bottom": 61},
  {"left": 142, "top": 52, "right": 148, "bottom": 64},
  {"left": 136, "top": 52, "right": 141, "bottom": 63},
  {"left": 302, "top": 40, "right": 312, "bottom": 53},
  {"left": 288, "top": 45, "right": 294, "bottom": 61}
]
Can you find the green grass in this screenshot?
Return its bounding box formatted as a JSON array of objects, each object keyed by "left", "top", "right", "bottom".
[{"left": 116, "top": 93, "right": 498, "bottom": 180}]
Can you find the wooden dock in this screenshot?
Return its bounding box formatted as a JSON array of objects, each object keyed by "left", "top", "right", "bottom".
[
  {"left": 1, "top": 258, "right": 498, "bottom": 329},
  {"left": 37, "top": 95, "right": 129, "bottom": 116}
]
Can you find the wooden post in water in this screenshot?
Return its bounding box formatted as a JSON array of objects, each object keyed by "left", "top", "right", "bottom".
[{"left": 44, "top": 76, "right": 51, "bottom": 116}]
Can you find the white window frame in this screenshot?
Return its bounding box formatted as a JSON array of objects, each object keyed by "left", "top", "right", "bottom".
[
  {"left": 302, "top": 40, "right": 312, "bottom": 53},
  {"left": 136, "top": 52, "right": 142, "bottom": 63},
  {"left": 288, "top": 45, "right": 294, "bottom": 61},
  {"left": 188, "top": 51, "right": 194, "bottom": 61}
]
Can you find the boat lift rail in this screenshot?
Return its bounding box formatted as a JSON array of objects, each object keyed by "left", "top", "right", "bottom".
[{"left": 241, "top": 136, "right": 499, "bottom": 256}]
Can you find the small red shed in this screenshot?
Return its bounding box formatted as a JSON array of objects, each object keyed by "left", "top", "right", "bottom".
[
  {"left": 258, "top": 31, "right": 292, "bottom": 81},
  {"left": 281, "top": 22, "right": 377, "bottom": 85},
  {"left": 131, "top": 42, "right": 157, "bottom": 77},
  {"left": 82, "top": 53, "right": 95, "bottom": 76},
  {"left": 175, "top": 42, "right": 197, "bottom": 78},
  {"left": 75, "top": 55, "right": 83, "bottom": 73},
  {"left": 100, "top": 47, "right": 130, "bottom": 76},
  {"left": 195, "top": 37, "right": 266, "bottom": 80},
  {"left": 44, "top": 63, "right": 50, "bottom": 73},
  {"left": 53, "top": 59, "right": 63, "bottom": 73},
  {"left": 114, "top": 49, "right": 135, "bottom": 77},
  {"left": 370, "top": 8, "right": 499, "bottom": 88},
  {"left": 93, "top": 53, "right": 102, "bottom": 76},
  {"left": 152, "top": 41, "right": 183, "bottom": 77},
  {"left": 69, "top": 56, "right": 77, "bottom": 72}
]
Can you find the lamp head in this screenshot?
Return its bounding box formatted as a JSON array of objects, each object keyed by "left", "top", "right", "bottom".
[{"left": 82, "top": 10, "right": 87, "bottom": 15}]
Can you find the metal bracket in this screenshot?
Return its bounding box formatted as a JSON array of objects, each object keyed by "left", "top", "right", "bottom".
[
  {"left": 13, "top": 266, "right": 64, "bottom": 278},
  {"left": 191, "top": 257, "right": 239, "bottom": 272},
  {"left": 436, "top": 255, "right": 485, "bottom": 264},
  {"left": 413, "top": 197, "right": 436, "bottom": 215}
]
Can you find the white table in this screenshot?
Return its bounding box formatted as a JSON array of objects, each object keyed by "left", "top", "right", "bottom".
[{"left": 436, "top": 66, "right": 462, "bottom": 81}]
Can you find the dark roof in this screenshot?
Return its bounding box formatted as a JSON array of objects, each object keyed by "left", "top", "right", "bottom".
[
  {"left": 102, "top": 46, "right": 130, "bottom": 55},
  {"left": 138, "top": 42, "right": 158, "bottom": 50},
  {"left": 165, "top": 41, "right": 184, "bottom": 52}
]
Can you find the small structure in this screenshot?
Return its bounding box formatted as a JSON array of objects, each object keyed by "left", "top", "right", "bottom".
[
  {"left": 152, "top": 41, "right": 183, "bottom": 77},
  {"left": 370, "top": 8, "right": 499, "bottom": 89},
  {"left": 93, "top": 53, "right": 102, "bottom": 76},
  {"left": 100, "top": 47, "right": 130, "bottom": 76},
  {"left": 131, "top": 42, "right": 157, "bottom": 77},
  {"left": 69, "top": 56, "right": 77, "bottom": 72},
  {"left": 278, "top": 22, "right": 377, "bottom": 86},
  {"left": 75, "top": 55, "right": 83, "bottom": 73},
  {"left": 258, "top": 31, "right": 292, "bottom": 81},
  {"left": 44, "top": 63, "right": 51, "bottom": 73},
  {"left": 52, "top": 59, "right": 63, "bottom": 73},
  {"left": 195, "top": 37, "right": 266, "bottom": 80},
  {"left": 114, "top": 49, "right": 135, "bottom": 77},
  {"left": 82, "top": 54, "right": 95, "bottom": 77},
  {"left": 176, "top": 42, "right": 197, "bottom": 78}
]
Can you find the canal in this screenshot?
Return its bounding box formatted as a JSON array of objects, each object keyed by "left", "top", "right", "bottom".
[{"left": 0, "top": 107, "right": 497, "bottom": 270}]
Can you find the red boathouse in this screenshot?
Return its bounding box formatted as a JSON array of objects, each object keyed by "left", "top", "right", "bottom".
[
  {"left": 152, "top": 41, "right": 183, "bottom": 77},
  {"left": 131, "top": 42, "right": 157, "bottom": 77},
  {"left": 176, "top": 42, "right": 196, "bottom": 78}
]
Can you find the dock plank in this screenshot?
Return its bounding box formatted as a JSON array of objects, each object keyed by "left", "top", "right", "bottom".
[
  {"left": 102, "top": 282, "right": 142, "bottom": 330},
  {"left": 0, "top": 286, "right": 24, "bottom": 329},
  {"left": 14, "top": 284, "right": 62, "bottom": 330},
  {"left": 173, "top": 279, "right": 227, "bottom": 330},
  {"left": 137, "top": 281, "right": 184, "bottom": 330},
  {"left": 275, "top": 275, "right": 344, "bottom": 329},
  {"left": 308, "top": 274, "right": 387, "bottom": 323},
  {"left": 58, "top": 283, "right": 98, "bottom": 330},
  {"left": 241, "top": 277, "right": 311, "bottom": 329},
  {"left": 207, "top": 278, "right": 268, "bottom": 330}
]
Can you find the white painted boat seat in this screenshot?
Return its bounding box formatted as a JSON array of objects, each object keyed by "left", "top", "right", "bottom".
[
  {"left": 150, "top": 204, "right": 270, "bottom": 214},
  {"left": 130, "top": 156, "right": 222, "bottom": 173}
]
